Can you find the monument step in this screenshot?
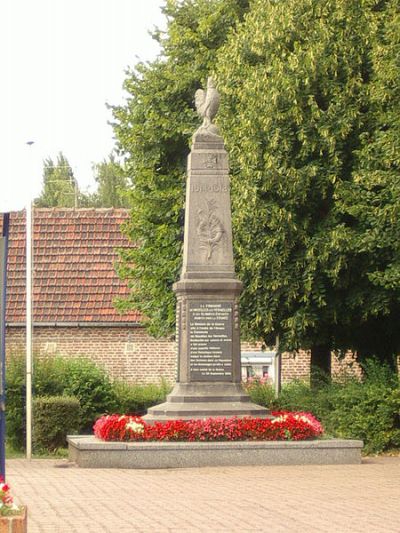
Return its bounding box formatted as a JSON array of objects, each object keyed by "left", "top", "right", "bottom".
[
  {"left": 167, "top": 394, "right": 251, "bottom": 403},
  {"left": 145, "top": 401, "right": 270, "bottom": 420}
]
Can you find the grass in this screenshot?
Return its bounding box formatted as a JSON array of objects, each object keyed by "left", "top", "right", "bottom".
[{"left": 5, "top": 441, "right": 69, "bottom": 460}]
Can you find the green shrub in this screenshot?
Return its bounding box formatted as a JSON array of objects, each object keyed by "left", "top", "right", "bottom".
[
  {"left": 6, "top": 354, "right": 68, "bottom": 449},
  {"left": 6, "top": 355, "right": 26, "bottom": 450},
  {"left": 61, "top": 358, "right": 117, "bottom": 432},
  {"left": 112, "top": 379, "right": 171, "bottom": 415},
  {"left": 319, "top": 361, "right": 400, "bottom": 454},
  {"left": 6, "top": 355, "right": 118, "bottom": 448},
  {"left": 272, "top": 380, "right": 317, "bottom": 412},
  {"left": 274, "top": 359, "right": 400, "bottom": 454},
  {"left": 32, "top": 356, "right": 67, "bottom": 396},
  {"left": 33, "top": 396, "right": 81, "bottom": 452},
  {"left": 242, "top": 378, "right": 275, "bottom": 408}
]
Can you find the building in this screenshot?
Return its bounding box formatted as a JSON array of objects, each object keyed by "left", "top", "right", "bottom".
[
  {"left": 4, "top": 208, "right": 176, "bottom": 383},
  {"left": 3, "top": 208, "right": 357, "bottom": 384}
]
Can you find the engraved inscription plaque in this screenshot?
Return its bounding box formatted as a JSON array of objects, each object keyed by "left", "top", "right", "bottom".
[{"left": 189, "top": 301, "right": 233, "bottom": 381}]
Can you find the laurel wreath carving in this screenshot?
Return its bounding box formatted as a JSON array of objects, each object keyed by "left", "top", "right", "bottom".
[{"left": 196, "top": 199, "right": 225, "bottom": 261}]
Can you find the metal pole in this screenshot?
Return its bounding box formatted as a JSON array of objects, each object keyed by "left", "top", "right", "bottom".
[
  {"left": 0, "top": 213, "right": 10, "bottom": 478},
  {"left": 274, "top": 335, "right": 282, "bottom": 397},
  {"left": 26, "top": 203, "right": 33, "bottom": 460}
]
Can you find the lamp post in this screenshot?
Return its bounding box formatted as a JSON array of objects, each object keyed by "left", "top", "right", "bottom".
[
  {"left": 274, "top": 335, "right": 282, "bottom": 397},
  {"left": 0, "top": 140, "right": 36, "bottom": 472},
  {"left": 25, "top": 141, "right": 34, "bottom": 460}
]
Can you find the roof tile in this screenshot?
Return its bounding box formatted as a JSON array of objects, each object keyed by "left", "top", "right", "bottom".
[{"left": 1, "top": 208, "right": 141, "bottom": 324}]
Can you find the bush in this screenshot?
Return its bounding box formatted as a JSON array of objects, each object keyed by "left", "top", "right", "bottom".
[
  {"left": 274, "top": 359, "right": 400, "bottom": 454},
  {"left": 6, "top": 355, "right": 118, "bottom": 449},
  {"left": 319, "top": 361, "right": 400, "bottom": 454},
  {"left": 33, "top": 396, "right": 81, "bottom": 452},
  {"left": 6, "top": 355, "right": 68, "bottom": 450},
  {"left": 273, "top": 379, "right": 324, "bottom": 414},
  {"left": 61, "top": 358, "right": 117, "bottom": 432},
  {"left": 6, "top": 355, "right": 26, "bottom": 450},
  {"left": 112, "top": 379, "right": 171, "bottom": 415},
  {"left": 242, "top": 378, "right": 275, "bottom": 408}
]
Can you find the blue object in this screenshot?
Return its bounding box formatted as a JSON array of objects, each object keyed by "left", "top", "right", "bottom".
[{"left": 0, "top": 213, "right": 10, "bottom": 479}]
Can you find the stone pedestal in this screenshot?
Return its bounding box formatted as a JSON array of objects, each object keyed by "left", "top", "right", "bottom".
[{"left": 144, "top": 129, "right": 270, "bottom": 421}]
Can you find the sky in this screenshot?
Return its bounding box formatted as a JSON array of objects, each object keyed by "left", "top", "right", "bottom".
[{"left": 1, "top": 0, "right": 166, "bottom": 212}]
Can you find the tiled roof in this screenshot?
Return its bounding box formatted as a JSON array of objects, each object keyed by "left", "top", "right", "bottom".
[{"left": 1, "top": 208, "right": 141, "bottom": 324}]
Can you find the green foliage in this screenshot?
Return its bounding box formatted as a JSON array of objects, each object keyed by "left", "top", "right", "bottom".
[
  {"left": 243, "top": 378, "right": 275, "bottom": 407},
  {"left": 6, "top": 355, "right": 67, "bottom": 449},
  {"left": 32, "top": 396, "right": 81, "bottom": 452},
  {"left": 6, "top": 355, "right": 117, "bottom": 449},
  {"left": 6, "top": 355, "right": 27, "bottom": 450},
  {"left": 216, "top": 0, "right": 398, "bottom": 357},
  {"left": 90, "top": 153, "right": 130, "bottom": 207},
  {"left": 112, "top": 379, "right": 172, "bottom": 415},
  {"left": 334, "top": 1, "right": 400, "bottom": 363},
  {"left": 113, "top": 0, "right": 400, "bottom": 370},
  {"left": 61, "top": 358, "right": 117, "bottom": 431},
  {"left": 112, "top": 0, "right": 249, "bottom": 337},
  {"left": 32, "top": 355, "right": 66, "bottom": 396},
  {"left": 273, "top": 359, "right": 400, "bottom": 454},
  {"left": 34, "top": 152, "right": 78, "bottom": 207},
  {"left": 273, "top": 380, "right": 320, "bottom": 414}
]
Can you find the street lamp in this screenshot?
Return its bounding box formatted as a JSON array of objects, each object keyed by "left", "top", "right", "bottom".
[
  {"left": 25, "top": 141, "right": 34, "bottom": 460},
  {"left": 0, "top": 140, "right": 37, "bottom": 474}
]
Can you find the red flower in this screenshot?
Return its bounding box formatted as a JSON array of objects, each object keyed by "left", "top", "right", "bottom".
[{"left": 93, "top": 411, "right": 324, "bottom": 442}]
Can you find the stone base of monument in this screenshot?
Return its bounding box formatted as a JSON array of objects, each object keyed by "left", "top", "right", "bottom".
[
  {"left": 67, "top": 436, "right": 363, "bottom": 468},
  {"left": 143, "top": 383, "right": 271, "bottom": 422}
]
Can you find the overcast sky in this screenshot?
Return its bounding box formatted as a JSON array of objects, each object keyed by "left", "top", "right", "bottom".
[{"left": 1, "top": 0, "right": 166, "bottom": 211}]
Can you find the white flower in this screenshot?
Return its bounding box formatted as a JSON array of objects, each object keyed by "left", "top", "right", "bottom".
[
  {"left": 294, "top": 415, "right": 312, "bottom": 424},
  {"left": 126, "top": 420, "right": 144, "bottom": 434},
  {"left": 271, "top": 415, "right": 288, "bottom": 424}
]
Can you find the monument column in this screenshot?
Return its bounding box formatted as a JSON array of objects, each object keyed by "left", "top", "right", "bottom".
[{"left": 144, "top": 79, "right": 270, "bottom": 421}]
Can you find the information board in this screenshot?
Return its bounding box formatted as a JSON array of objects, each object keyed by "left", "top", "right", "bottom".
[{"left": 189, "top": 301, "right": 233, "bottom": 381}]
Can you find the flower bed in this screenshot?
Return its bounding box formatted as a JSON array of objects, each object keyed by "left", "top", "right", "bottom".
[{"left": 93, "top": 412, "right": 323, "bottom": 442}]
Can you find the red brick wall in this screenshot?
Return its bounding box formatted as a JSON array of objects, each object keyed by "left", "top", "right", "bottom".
[
  {"left": 281, "top": 350, "right": 362, "bottom": 383},
  {"left": 6, "top": 326, "right": 177, "bottom": 384},
  {"left": 6, "top": 326, "right": 363, "bottom": 384},
  {"left": 281, "top": 350, "right": 311, "bottom": 382}
]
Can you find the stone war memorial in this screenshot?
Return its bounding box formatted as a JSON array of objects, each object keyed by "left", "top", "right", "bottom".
[
  {"left": 68, "top": 79, "right": 363, "bottom": 468},
  {"left": 144, "top": 77, "right": 269, "bottom": 422}
]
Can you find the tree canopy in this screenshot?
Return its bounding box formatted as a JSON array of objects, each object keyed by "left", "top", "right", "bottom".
[
  {"left": 35, "top": 152, "right": 78, "bottom": 208},
  {"left": 112, "top": 0, "right": 249, "bottom": 337},
  {"left": 113, "top": 0, "right": 400, "bottom": 368},
  {"left": 35, "top": 152, "right": 130, "bottom": 208},
  {"left": 91, "top": 154, "right": 130, "bottom": 208}
]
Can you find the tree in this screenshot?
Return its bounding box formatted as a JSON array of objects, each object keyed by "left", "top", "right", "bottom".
[
  {"left": 35, "top": 153, "right": 78, "bottom": 207},
  {"left": 91, "top": 154, "right": 130, "bottom": 207},
  {"left": 112, "top": 0, "right": 249, "bottom": 337},
  {"left": 334, "top": 1, "right": 400, "bottom": 365},
  {"left": 113, "top": 0, "right": 400, "bottom": 376},
  {"left": 216, "top": 0, "right": 400, "bottom": 376}
]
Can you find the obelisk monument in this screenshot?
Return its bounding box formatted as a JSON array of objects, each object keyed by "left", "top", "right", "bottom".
[{"left": 145, "top": 78, "right": 270, "bottom": 421}]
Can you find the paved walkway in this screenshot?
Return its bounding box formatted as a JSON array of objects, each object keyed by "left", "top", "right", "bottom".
[{"left": 5, "top": 457, "right": 400, "bottom": 532}]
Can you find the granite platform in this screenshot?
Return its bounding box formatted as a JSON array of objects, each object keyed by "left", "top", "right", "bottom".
[{"left": 68, "top": 436, "right": 363, "bottom": 469}]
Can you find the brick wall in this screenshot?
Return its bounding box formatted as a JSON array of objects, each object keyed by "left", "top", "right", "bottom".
[
  {"left": 281, "top": 350, "right": 311, "bottom": 382},
  {"left": 281, "top": 349, "right": 362, "bottom": 383},
  {"left": 6, "top": 326, "right": 362, "bottom": 384},
  {"left": 6, "top": 326, "right": 177, "bottom": 384}
]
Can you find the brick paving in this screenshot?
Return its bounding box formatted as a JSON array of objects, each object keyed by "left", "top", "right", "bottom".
[{"left": 5, "top": 457, "right": 400, "bottom": 532}]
